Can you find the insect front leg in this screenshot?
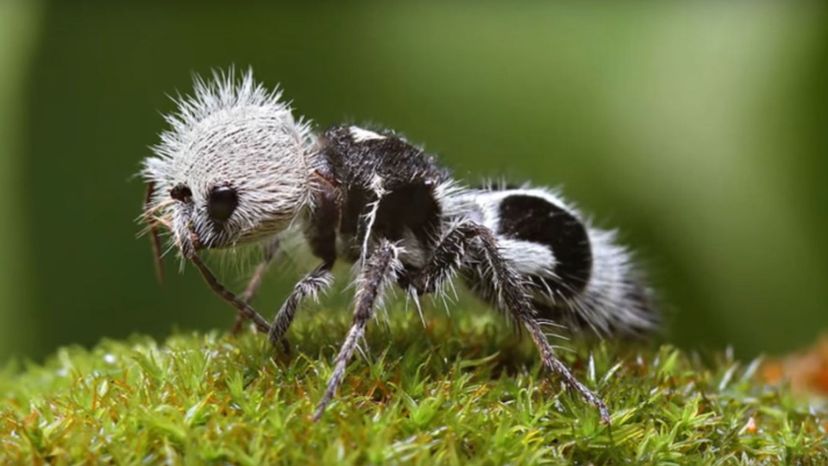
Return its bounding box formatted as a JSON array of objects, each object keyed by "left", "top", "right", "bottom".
[
  {"left": 190, "top": 254, "right": 273, "bottom": 335},
  {"left": 230, "top": 237, "right": 281, "bottom": 334},
  {"left": 268, "top": 263, "right": 335, "bottom": 351},
  {"left": 312, "top": 239, "right": 401, "bottom": 421}
]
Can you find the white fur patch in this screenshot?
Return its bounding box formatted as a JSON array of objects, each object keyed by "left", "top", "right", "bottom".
[
  {"left": 349, "top": 126, "right": 386, "bottom": 142},
  {"left": 498, "top": 238, "right": 556, "bottom": 276},
  {"left": 398, "top": 228, "right": 427, "bottom": 268}
]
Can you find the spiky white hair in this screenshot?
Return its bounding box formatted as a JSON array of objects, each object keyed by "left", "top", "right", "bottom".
[{"left": 140, "top": 69, "right": 318, "bottom": 254}]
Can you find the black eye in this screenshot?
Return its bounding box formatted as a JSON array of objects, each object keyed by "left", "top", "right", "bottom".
[
  {"left": 170, "top": 184, "right": 192, "bottom": 202},
  {"left": 207, "top": 186, "right": 238, "bottom": 224}
]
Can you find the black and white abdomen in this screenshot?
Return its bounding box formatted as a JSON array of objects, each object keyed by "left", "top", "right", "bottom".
[{"left": 450, "top": 187, "right": 657, "bottom": 335}]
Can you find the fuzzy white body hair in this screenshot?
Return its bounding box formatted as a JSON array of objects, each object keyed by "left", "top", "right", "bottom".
[
  {"left": 572, "top": 227, "right": 656, "bottom": 334},
  {"left": 443, "top": 186, "right": 657, "bottom": 335},
  {"left": 140, "top": 69, "right": 318, "bottom": 254}
]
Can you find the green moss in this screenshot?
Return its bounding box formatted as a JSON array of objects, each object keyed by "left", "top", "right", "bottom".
[{"left": 1, "top": 311, "right": 826, "bottom": 465}]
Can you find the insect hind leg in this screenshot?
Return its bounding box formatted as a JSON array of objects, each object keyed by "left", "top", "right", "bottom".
[
  {"left": 470, "top": 225, "right": 610, "bottom": 422},
  {"left": 416, "top": 220, "right": 611, "bottom": 423}
]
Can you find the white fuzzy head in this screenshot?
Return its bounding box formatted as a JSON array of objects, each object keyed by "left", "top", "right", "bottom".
[{"left": 140, "top": 69, "right": 316, "bottom": 257}]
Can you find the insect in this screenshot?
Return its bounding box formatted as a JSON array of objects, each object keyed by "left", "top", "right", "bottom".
[{"left": 139, "top": 70, "right": 657, "bottom": 423}]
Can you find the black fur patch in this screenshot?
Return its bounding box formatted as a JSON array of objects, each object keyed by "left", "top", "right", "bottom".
[
  {"left": 317, "top": 125, "right": 448, "bottom": 264},
  {"left": 497, "top": 194, "right": 592, "bottom": 297},
  {"left": 304, "top": 180, "right": 339, "bottom": 266}
]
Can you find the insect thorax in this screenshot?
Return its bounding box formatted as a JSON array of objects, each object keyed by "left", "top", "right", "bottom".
[{"left": 306, "top": 125, "right": 450, "bottom": 266}]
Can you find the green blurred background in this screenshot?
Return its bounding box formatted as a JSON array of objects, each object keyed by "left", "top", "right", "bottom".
[{"left": 0, "top": 1, "right": 826, "bottom": 361}]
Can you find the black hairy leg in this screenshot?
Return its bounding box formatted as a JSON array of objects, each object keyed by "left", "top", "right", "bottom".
[
  {"left": 410, "top": 221, "right": 611, "bottom": 423},
  {"left": 313, "top": 240, "right": 400, "bottom": 421},
  {"left": 230, "top": 238, "right": 281, "bottom": 335},
  {"left": 408, "top": 221, "right": 473, "bottom": 296},
  {"left": 268, "top": 263, "right": 335, "bottom": 351}
]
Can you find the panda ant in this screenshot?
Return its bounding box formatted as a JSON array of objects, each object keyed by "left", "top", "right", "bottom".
[{"left": 139, "top": 70, "right": 658, "bottom": 423}]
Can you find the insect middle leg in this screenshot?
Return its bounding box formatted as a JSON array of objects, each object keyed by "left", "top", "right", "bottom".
[
  {"left": 268, "top": 263, "right": 335, "bottom": 351},
  {"left": 312, "top": 239, "right": 400, "bottom": 421},
  {"left": 410, "top": 221, "right": 611, "bottom": 423}
]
